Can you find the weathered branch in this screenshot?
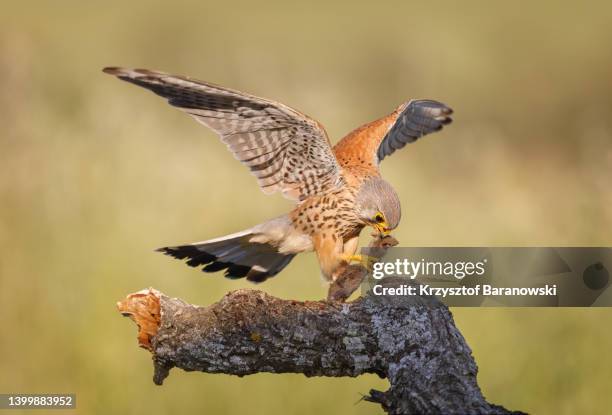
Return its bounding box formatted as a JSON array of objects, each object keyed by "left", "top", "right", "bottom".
[{"left": 117, "top": 277, "right": 523, "bottom": 414}]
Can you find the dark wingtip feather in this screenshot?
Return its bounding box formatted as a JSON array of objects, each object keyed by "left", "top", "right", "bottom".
[
  {"left": 225, "top": 264, "right": 253, "bottom": 279},
  {"left": 377, "top": 99, "right": 454, "bottom": 161},
  {"left": 156, "top": 245, "right": 215, "bottom": 265},
  {"left": 407, "top": 99, "right": 454, "bottom": 133},
  {"left": 246, "top": 271, "right": 270, "bottom": 283},
  {"left": 102, "top": 66, "right": 122, "bottom": 75},
  {"left": 156, "top": 243, "right": 276, "bottom": 283},
  {"left": 203, "top": 261, "right": 229, "bottom": 272}
]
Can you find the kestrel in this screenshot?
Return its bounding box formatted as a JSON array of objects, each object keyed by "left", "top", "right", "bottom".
[{"left": 104, "top": 67, "right": 452, "bottom": 282}]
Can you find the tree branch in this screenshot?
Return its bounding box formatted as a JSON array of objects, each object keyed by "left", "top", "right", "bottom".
[{"left": 117, "top": 277, "right": 523, "bottom": 414}]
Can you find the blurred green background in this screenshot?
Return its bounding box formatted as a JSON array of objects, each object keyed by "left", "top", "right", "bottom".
[{"left": 1, "top": 1, "right": 611, "bottom": 414}]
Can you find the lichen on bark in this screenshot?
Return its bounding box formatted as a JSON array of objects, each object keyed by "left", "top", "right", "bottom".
[{"left": 117, "top": 278, "right": 523, "bottom": 414}]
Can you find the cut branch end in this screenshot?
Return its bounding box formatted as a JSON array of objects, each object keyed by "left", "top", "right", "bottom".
[{"left": 116, "top": 287, "right": 161, "bottom": 351}]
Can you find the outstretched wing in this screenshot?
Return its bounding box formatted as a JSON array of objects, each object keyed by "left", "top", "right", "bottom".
[
  {"left": 333, "top": 99, "right": 452, "bottom": 170},
  {"left": 103, "top": 67, "right": 342, "bottom": 201},
  {"left": 377, "top": 100, "right": 452, "bottom": 162}
]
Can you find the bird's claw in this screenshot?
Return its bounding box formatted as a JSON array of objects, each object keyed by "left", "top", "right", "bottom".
[{"left": 343, "top": 254, "right": 378, "bottom": 270}]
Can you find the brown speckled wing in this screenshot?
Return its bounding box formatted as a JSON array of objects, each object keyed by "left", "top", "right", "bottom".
[{"left": 103, "top": 67, "right": 342, "bottom": 201}]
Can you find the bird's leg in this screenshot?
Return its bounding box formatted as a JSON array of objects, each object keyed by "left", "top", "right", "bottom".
[
  {"left": 347, "top": 233, "right": 399, "bottom": 268},
  {"left": 341, "top": 253, "right": 378, "bottom": 269},
  {"left": 343, "top": 254, "right": 364, "bottom": 263},
  {"left": 327, "top": 234, "right": 400, "bottom": 302},
  {"left": 339, "top": 236, "right": 372, "bottom": 268}
]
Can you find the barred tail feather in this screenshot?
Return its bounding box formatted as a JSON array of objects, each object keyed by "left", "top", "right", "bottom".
[{"left": 157, "top": 228, "right": 295, "bottom": 283}]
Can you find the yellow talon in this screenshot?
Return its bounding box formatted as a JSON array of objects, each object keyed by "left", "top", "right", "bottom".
[
  {"left": 343, "top": 254, "right": 378, "bottom": 269},
  {"left": 344, "top": 254, "right": 363, "bottom": 263}
]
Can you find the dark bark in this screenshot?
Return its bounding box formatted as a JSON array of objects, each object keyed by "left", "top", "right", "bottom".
[{"left": 117, "top": 277, "right": 523, "bottom": 414}]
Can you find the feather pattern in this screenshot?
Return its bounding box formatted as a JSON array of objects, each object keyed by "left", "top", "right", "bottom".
[
  {"left": 104, "top": 67, "right": 455, "bottom": 283},
  {"left": 103, "top": 67, "right": 343, "bottom": 201},
  {"left": 377, "top": 100, "right": 453, "bottom": 162},
  {"left": 157, "top": 226, "right": 296, "bottom": 283}
]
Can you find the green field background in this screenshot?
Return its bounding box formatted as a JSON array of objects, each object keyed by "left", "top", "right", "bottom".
[{"left": 1, "top": 1, "right": 611, "bottom": 414}]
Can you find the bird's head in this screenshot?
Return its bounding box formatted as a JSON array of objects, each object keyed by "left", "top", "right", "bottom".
[{"left": 355, "top": 178, "right": 401, "bottom": 236}]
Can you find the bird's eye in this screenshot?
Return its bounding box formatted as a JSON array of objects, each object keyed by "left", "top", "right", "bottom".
[{"left": 374, "top": 213, "right": 385, "bottom": 223}]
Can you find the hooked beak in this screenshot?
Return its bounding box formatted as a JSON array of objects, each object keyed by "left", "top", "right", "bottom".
[{"left": 373, "top": 223, "right": 391, "bottom": 236}]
